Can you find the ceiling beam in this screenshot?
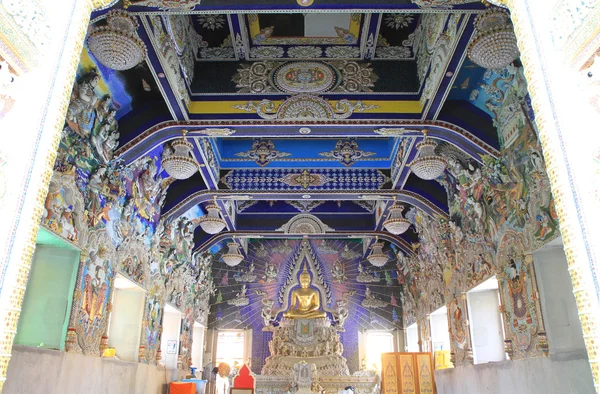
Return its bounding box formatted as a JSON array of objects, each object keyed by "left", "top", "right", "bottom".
[
  {"left": 193, "top": 230, "right": 414, "bottom": 256},
  {"left": 423, "top": 13, "right": 478, "bottom": 120},
  {"left": 163, "top": 189, "right": 448, "bottom": 222},
  {"left": 138, "top": 15, "right": 189, "bottom": 121},
  {"left": 115, "top": 120, "right": 499, "bottom": 164},
  {"left": 125, "top": 3, "right": 486, "bottom": 14}
]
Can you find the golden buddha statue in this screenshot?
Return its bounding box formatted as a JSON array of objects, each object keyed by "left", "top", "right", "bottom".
[{"left": 284, "top": 265, "right": 326, "bottom": 319}]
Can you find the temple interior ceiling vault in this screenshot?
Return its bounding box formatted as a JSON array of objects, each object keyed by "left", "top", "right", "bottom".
[{"left": 36, "top": 0, "right": 564, "bottom": 375}]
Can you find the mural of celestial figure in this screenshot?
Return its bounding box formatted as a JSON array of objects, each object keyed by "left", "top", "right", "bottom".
[{"left": 81, "top": 247, "right": 112, "bottom": 329}]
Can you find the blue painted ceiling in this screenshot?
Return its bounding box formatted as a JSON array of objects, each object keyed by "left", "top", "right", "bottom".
[{"left": 87, "top": 1, "right": 514, "bottom": 256}]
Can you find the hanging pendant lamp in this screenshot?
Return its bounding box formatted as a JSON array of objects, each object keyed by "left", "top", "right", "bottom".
[
  {"left": 198, "top": 203, "right": 227, "bottom": 234},
  {"left": 368, "top": 241, "right": 388, "bottom": 267},
  {"left": 383, "top": 203, "right": 411, "bottom": 235},
  {"left": 161, "top": 130, "right": 199, "bottom": 180},
  {"left": 409, "top": 131, "right": 447, "bottom": 180},
  {"left": 222, "top": 241, "right": 244, "bottom": 267}
]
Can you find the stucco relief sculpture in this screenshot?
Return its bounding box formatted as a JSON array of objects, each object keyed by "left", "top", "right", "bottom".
[{"left": 50, "top": 67, "right": 215, "bottom": 362}]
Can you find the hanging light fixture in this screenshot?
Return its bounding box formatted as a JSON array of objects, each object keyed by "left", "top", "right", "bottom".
[
  {"left": 367, "top": 240, "right": 388, "bottom": 267},
  {"left": 383, "top": 203, "right": 411, "bottom": 235},
  {"left": 198, "top": 202, "right": 227, "bottom": 234},
  {"left": 468, "top": 8, "right": 519, "bottom": 70},
  {"left": 87, "top": 10, "right": 147, "bottom": 71},
  {"left": 409, "top": 131, "right": 447, "bottom": 180},
  {"left": 222, "top": 241, "right": 244, "bottom": 267},
  {"left": 161, "top": 130, "right": 199, "bottom": 180}
]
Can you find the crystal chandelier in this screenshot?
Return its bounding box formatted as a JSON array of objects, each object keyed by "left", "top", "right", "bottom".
[
  {"left": 87, "top": 10, "right": 147, "bottom": 70},
  {"left": 367, "top": 242, "right": 388, "bottom": 267},
  {"left": 222, "top": 242, "right": 244, "bottom": 267},
  {"left": 198, "top": 203, "right": 227, "bottom": 234},
  {"left": 409, "top": 132, "right": 447, "bottom": 180},
  {"left": 383, "top": 204, "right": 411, "bottom": 235},
  {"left": 161, "top": 132, "right": 198, "bottom": 180},
  {"left": 468, "top": 8, "right": 519, "bottom": 70}
]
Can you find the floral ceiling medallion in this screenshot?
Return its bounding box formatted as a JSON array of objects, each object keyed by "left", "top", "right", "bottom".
[
  {"left": 197, "top": 15, "right": 226, "bottom": 30},
  {"left": 279, "top": 170, "right": 333, "bottom": 189},
  {"left": 235, "top": 139, "right": 291, "bottom": 166},
  {"left": 384, "top": 14, "right": 415, "bottom": 30},
  {"left": 234, "top": 60, "right": 376, "bottom": 94},
  {"left": 319, "top": 139, "right": 376, "bottom": 167},
  {"left": 272, "top": 61, "right": 339, "bottom": 93}
]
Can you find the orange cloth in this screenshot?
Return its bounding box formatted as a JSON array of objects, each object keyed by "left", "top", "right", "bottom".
[{"left": 170, "top": 382, "right": 196, "bottom": 394}]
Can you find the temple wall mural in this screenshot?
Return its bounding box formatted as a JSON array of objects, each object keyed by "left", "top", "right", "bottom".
[
  {"left": 208, "top": 239, "right": 404, "bottom": 375},
  {"left": 41, "top": 47, "right": 215, "bottom": 368},
  {"left": 402, "top": 66, "right": 558, "bottom": 362}
]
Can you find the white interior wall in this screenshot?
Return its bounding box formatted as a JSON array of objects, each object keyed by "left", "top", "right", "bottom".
[
  {"left": 203, "top": 329, "right": 216, "bottom": 369},
  {"left": 433, "top": 238, "right": 595, "bottom": 394},
  {"left": 467, "top": 284, "right": 505, "bottom": 364},
  {"left": 191, "top": 322, "right": 205, "bottom": 373},
  {"left": 435, "top": 353, "right": 595, "bottom": 394},
  {"left": 160, "top": 305, "right": 182, "bottom": 369},
  {"left": 107, "top": 276, "right": 145, "bottom": 362},
  {"left": 244, "top": 328, "right": 252, "bottom": 366},
  {"left": 5, "top": 345, "right": 184, "bottom": 394},
  {"left": 405, "top": 323, "right": 419, "bottom": 352},
  {"left": 533, "top": 243, "right": 587, "bottom": 354},
  {"left": 394, "top": 329, "right": 405, "bottom": 353},
  {"left": 430, "top": 307, "right": 450, "bottom": 352}
]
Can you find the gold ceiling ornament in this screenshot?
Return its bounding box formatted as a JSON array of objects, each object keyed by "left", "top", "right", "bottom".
[
  {"left": 367, "top": 238, "right": 389, "bottom": 267},
  {"left": 161, "top": 130, "right": 198, "bottom": 180},
  {"left": 198, "top": 199, "right": 227, "bottom": 234},
  {"left": 383, "top": 200, "right": 411, "bottom": 235},
  {"left": 468, "top": 8, "right": 519, "bottom": 70},
  {"left": 409, "top": 130, "right": 448, "bottom": 180},
  {"left": 297, "top": 0, "right": 315, "bottom": 6},
  {"left": 87, "top": 9, "right": 147, "bottom": 70},
  {"left": 222, "top": 239, "right": 244, "bottom": 267}
]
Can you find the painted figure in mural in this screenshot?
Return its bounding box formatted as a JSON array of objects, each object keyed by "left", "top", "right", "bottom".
[
  {"left": 82, "top": 247, "right": 111, "bottom": 325},
  {"left": 146, "top": 298, "right": 163, "bottom": 347},
  {"left": 341, "top": 244, "right": 359, "bottom": 260},
  {"left": 91, "top": 120, "right": 120, "bottom": 164},
  {"left": 66, "top": 71, "right": 100, "bottom": 136},
  {"left": 43, "top": 182, "right": 79, "bottom": 242},
  {"left": 284, "top": 265, "right": 326, "bottom": 319},
  {"left": 86, "top": 165, "right": 108, "bottom": 225},
  {"left": 263, "top": 261, "right": 278, "bottom": 283},
  {"left": 255, "top": 289, "right": 275, "bottom": 326},
  {"left": 333, "top": 291, "right": 355, "bottom": 329},
  {"left": 396, "top": 251, "right": 410, "bottom": 285},
  {"left": 331, "top": 259, "right": 346, "bottom": 283}
]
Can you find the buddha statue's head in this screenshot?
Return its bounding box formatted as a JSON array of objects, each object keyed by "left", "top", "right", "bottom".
[{"left": 299, "top": 265, "right": 311, "bottom": 288}]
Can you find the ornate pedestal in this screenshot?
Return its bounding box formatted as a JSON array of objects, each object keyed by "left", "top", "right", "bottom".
[{"left": 262, "top": 318, "right": 350, "bottom": 377}]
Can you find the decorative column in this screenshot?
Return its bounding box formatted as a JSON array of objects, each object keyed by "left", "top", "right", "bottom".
[
  {"left": 0, "top": 0, "right": 116, "bottom": 390},
  {"left": 496, "top": 0, "right": 600, "bottom": 391}
]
